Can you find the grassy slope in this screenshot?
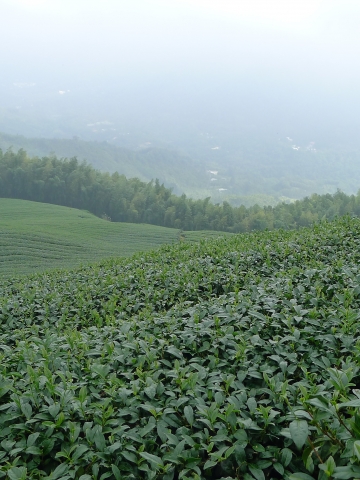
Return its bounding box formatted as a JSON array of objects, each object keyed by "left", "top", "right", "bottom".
[
  {"left": 0, "top": 199, "right": 180, "bottom": 277},
  {"left": 0, "top": 198, "right": 231, "bottom": 277}
]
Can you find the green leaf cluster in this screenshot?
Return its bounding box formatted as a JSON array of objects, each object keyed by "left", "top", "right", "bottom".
[{"left": 1, "top": 217, "right": 360, "bottom": 478}]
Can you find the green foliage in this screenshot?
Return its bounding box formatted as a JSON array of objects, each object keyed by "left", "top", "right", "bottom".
[
  {"left": 2, "top": 147, "right": 360, "bottom": 234},
  {"left": 1, "top": 217, "right": 360, "bottom": 478}
]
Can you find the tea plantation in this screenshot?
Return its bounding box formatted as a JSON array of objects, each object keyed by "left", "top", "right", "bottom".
[
  {"left": 0, "top": 199, "right": 230, "bottom": 278},
  {"left": 1, "top": 216, "right": 360, "bottom": 479}
]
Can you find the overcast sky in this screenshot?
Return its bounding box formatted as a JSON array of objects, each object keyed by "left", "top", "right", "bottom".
[
  {"left": 1, "top": 0, "right": 360, "bottom": 146},
  {"left": 3, "top": 0, "right": 359, "bottom": 80}
]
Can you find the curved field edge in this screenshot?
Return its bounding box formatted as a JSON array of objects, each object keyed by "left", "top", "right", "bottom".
[
  {"left": 0, "top": 198, "right": 231, "bottom": 278},
  {"left": 1, "top": 216, "right": 360, "bottom": 479}
]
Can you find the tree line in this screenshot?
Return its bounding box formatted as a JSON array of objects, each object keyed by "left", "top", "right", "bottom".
[{"left": 1, "top": 148, "right": 360, "bottom": 232}]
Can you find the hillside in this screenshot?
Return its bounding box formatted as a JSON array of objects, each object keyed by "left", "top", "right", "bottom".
[
  {"left": 0, "top": 199, "right": 231, "bottom": 278},
  {"left": 2, "top": 131, "right": 360, "bottom": 206},
  {"left": 0, "top": 198, "right": 179, "bottom": 277},
  {"left": 1, "top": 216, "right": 360, "bottom": 478},
  {"left": 0, "top": 199, "right": 179, "bottom": 277},
  {"left": 0, "top": 132, "right": 207, "bottom": 197}
]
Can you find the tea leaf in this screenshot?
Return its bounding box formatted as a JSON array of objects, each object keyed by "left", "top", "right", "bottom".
[{"left": 289, "top": 420, "right": 309, "bottom": 450}]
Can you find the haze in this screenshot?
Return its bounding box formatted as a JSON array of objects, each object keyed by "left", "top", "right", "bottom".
[{"left": 1, "top": 0, "right": 360, "bottom": 151}]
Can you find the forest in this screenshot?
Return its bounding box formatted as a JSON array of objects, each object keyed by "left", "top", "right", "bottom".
[
  {"left": 2, "top": 132, "right": 360, "bottom": 207},
  {"left": 1, "top": 147, "right": 360, "bottom": 233}
]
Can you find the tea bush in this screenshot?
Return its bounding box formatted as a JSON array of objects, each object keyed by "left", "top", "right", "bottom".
[{"left": 1, "top": 216, "right": 360, "bottom": 479}]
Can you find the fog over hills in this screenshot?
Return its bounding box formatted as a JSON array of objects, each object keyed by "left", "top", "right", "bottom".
[
  {"left": 1, "top": 0, "right": 360, "bottom": 205},
  {"left": 2, "top": 131, "right": 360, "bottom": 208}
]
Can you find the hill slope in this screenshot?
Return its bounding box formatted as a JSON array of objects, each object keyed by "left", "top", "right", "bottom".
[
  {"left": 0, "top": 132, "right": 206, "bottom": 197},
  {"left": 0, "top": 199, "right": 231, "bottom": 277},
  {"left": 0, "top": 199, "right": 181, "bottom": 277},
  {"left": 2, "top": 131, "right": 360, "bottom": 206},
  {"left": 1, "top": 216, "right": 360, "bottom": 478}
]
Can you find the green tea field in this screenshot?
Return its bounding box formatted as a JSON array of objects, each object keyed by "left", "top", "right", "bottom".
[
  {"left": 1, "top": 216, "right": 360, "bottom": 479},
  {"left": 0, "top": 199, "right": 230, "bottom": 278}
]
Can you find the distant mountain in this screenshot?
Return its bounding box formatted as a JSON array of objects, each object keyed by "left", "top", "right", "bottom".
[
  {"left": 0, "top": 132, "right": 206, "bottom": 196},
  {"left": 1, "top": 131, "right": 360, "bottom": 207}
]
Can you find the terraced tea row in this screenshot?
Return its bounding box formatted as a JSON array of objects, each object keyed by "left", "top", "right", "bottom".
[
  {"left": 0, "top": 194, "right": 353, "bottom": 279},
  {"left": 0, "top": 199, "right": 231, "bottom": 277}
]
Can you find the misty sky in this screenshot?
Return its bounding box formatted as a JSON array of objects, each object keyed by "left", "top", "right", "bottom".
[{"left": 1, "top": 0, "right": 360, "bottom": 147}]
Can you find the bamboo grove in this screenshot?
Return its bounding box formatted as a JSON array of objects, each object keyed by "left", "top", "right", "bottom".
[{"left": 1, "top": 148, "right": 360, "bottom": 232}]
